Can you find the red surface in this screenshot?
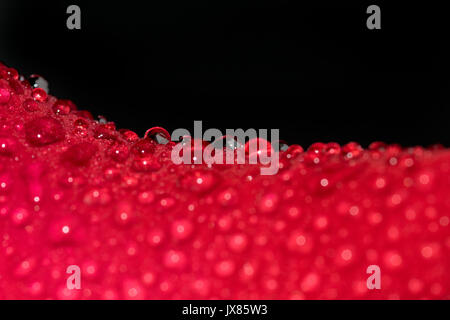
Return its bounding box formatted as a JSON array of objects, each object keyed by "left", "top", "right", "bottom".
[{"left": 0, "top": 62, "right": 449, "bottom": 299}]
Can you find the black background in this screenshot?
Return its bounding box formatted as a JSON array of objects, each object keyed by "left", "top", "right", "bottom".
[{"left": 0, "top": 1, "right": 448, "bottom": 147}]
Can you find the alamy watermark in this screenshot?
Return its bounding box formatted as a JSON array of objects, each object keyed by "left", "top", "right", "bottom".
[
  {"left": 366, "top": 265, "right": 381, "bottom": 290},
  {"left": 170, "top": 121, "right": 280, "bottom": 175},
  {"left": 66, "top": 265, "right": 81, "bottom": 290}
]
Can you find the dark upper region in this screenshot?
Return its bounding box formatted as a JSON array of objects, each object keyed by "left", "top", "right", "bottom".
[{"left": 1, "top": 1, "right": 448, "bottom": 146}]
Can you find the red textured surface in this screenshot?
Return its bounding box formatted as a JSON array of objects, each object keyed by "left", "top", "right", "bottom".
[{"left": 0, "top": 62, "right": 449, "bottom": 299}]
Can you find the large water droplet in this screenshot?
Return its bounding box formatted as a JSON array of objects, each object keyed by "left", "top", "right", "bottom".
[
  {"left": 132, "top": 139, "right": 156, "bottom": 157},
  {"left": 25, "top": 117, "right": 65, "bottom": 146},
  {"left": 144, "top": 127, "right": 171, "bottom": 145}
]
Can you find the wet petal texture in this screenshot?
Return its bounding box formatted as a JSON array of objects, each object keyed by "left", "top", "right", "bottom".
[{"left": 0, "top": 62, "right": 450, "bottom": 300}]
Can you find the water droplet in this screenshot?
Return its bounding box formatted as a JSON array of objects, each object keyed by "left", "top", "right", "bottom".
[
  {"left": 278, "top": 140, "right": 289, "bottom": 152},
  {"left": 132, "top": 156, "right": 161, "bottom": 172},
  {"left": 119, "top": 129, "right": 139, "bottom": 142},
  {"left": 211, "top": 135, "right": 244, "bottom": 151},
  {"left": 0, "top": 136, "right": 19, "bottom": 157},
  {"left": 324, "top": 142, "right": 341, "bottom": 155},
  {"left": 72, "top": 118, "right": 89, "bottom": 137},
  {"left": 214, "top": 260, "right": 235, "bottom": 277},
  {"left": 0, "top": 88, "right": 11, "bottom": 104},
  {"left": 287, "top": 230, "right": 313, "bottom": 253},
  {"left": 300, "top": 272, "right": 320, "bottom": 292},
  {"left": 0, "top": 67, "right": 19, "bottom": 80},
  {"left": 31, "top": 88, "right": 47, "bottom": 102},
  {"left": 145, "top": 127, "right": 171, "bottom": 145},
  {"left": 14, "top": 257, "right": 36, "bottom": 277},
  {"left": 109, "top": 143, "right": 129, "bottom": 162},
  {"left": 283, "top": 144, "right": 303, "bottom": 159},
  {"left": 369, "top": 141, "right": 387, "bottom": 151},
  {"left": 245, "top": 138, "right": 273, "bottom": 160},
  {"left": 114, "top": 201, "right": 135, "bottom": 226},
  {"left": 227, "top": 233, "right": 248, "bottom": 252},
  {"left": 157, "top": 197, "right": 176, "bottom": 211},
  {"left": 257, "top": 193, "right": 279, "bottom": 213},
  {"left": 342, "top": 142, "right": 363, "bottom": 159},
  {"left": 74, "top": 110, "right": 94, "bottom": 120},
  {"left": 171, "top": 219, "right": 194, "bottom": 241},
  {"left": 25, "top": 117, "right": 65, "bottom": 146},
  {"left": 308, "top": 142, "right": 326, "bottom": 155},
  {"left": 11, "top": 207, "right": 30, "bottom": 226},
  {"left": 132, "top": 139, "right": 156, "bottom": 157},
  {"left": 163, "top": 250, "right": 187, "bottom": 269},
  {"left": 48, "top": 217, "right": 81, "bottom": 243},
  {"left": 217, "top": 187, "right": 238, "bottom": 206},
  {"left": 147, "top": 229, "right": 165, "bottom": 246},
  {"left": 52, "top": 99, "right": 74, "bottom": 115},
  {"left": 94, "top": 124, "right": 116, "bottom": 140}
]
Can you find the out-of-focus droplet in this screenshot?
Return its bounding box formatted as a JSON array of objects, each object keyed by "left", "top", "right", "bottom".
[
  {"left": 283, "top": 144, "right": 303, "bottom": 160},
  {"left": 257, "top": 193, "right": 279, "bottom": 213},
  {"left": 325, "top": 142, "right": 341, "bottom": 155},
  {"left": 342, "top": 142, "right": 363, "bottom": 159},
  {"left": 182, "top": 170, "right": 217, "bottom": 193},
  {"left": 171, "top": 219, "right": 194, "bottom": 241},
  {"left": 132, "top": 156, "right": 161, "bottom": 172},
  {"left": 0, "top": 136, "right": 19, "bottom": 157},
  {"left": 62, "top": 142, "right": 97, "bottom": 166}
]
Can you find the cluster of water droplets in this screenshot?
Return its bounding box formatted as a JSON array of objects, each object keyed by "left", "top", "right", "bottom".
[{"left": 0, "top": 62, "right": 449, "bottom": 299}]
